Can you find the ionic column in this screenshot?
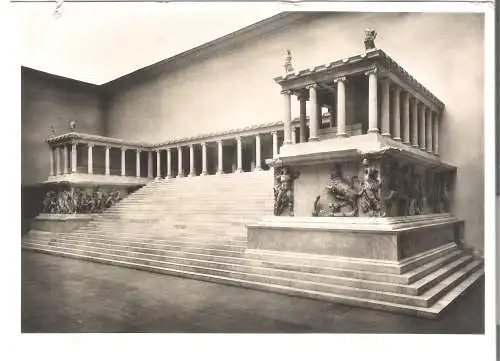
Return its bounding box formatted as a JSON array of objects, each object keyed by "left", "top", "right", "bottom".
[
  {"left": 49, "top": 147, "right": 55, "bottom": 176},
  {"left": 105, "top": 146, "right": 110, "bottom": 176},
  {"left": 62, "top": 145, "right": 69, "bottom": 174},
  {"left": 308, "top": 84, "right": 319, "bottom": 141},
  {"left": 255, "top": 134, "right": 262, "bottom": 171},
  {"left": 55, "top": 146, "right": 61, "bottom": 175},
  {"left": 272, "top": 131, "right": 278, "bottom": 157},
  {"left": 189, "top": 144, "right": 195, "bottom": 177},
  {"left": 334, "top": 77, "right": 347, "bottom": 137},
  {"left": 121, "top": 148, "right": 126, "bottom": 176},
  {"left": 177, "top": 146, "right": 184, "bottom": 177},
  {"left": 392, "top": 87, "right": 402, "bottom": 141},
  {"left": 402, "top": 92, "right": 410, "bottom": 144},
  {"left": 282, "top": 90, "right": 292, "bottom": 145},
  {"left": 411, "top": 98, "right": 419, "bottom": 148},
  {"left": 148, "top": 151, "right": 153, "bottom": 178},
  {"left": 366, "top": 68, "right": 379, "bottom": 134},
  {"left": 136, "top": 149, "right": 141, "bottom": 177},
  {"left": 201, "top": 142, "right": 208, "bottom": 175},
  {"left": 236, "top": 137, "right": 243, "bottom": 173},
  {"left": 291, "top": 127, "right": 297, "bottom": 144},
  {"left": 419, "top": 104, "right": 426, "bottom": 150},
  {"left": 156, "top": 150, "right": 161, "bottom": 179},
  {"left": 299, "top": 95, "right": 307, "bottom": 143},
  {"left": 87, "top": 143, "right": 93, "bottom": 174},
  {"left": 217, "top": 140, "right": 223, "bottom": 175},
  {"left": 381, "top": 78, "right": 391, "bottom": 137},
  {"left": 71, "top": 142, "right": 77, "bottom": 173},
  {"left": 426, "top": 109, "right": 433, "bottom": 153},
  {"left": 166, "top": 148, "right": 172, "bottom": 178},
  {"left": 433, "top": 113, "right": 440, "bottom": 155}
]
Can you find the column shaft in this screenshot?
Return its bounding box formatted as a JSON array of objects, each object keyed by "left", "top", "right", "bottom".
[
  {"left": 147, "top": 151, "right": 153, "bottom": 178},
  {"left": 177, "top": 147, "right": 184, "bottom": 177},
  {"left": 336, "top": 77, "right": 347, "bottom": 137},
  {"left": 402, "top": 92, "right": 410, "bottom": 144},
  {"left": 367, "top": 69, "right": 379, "bottom": 133},
  {"left": 411, "top": 99, "right": 419, "bottom": 147},
  {"left": 62, "top": 145, "right": 69, "bottom": 174},
  {"left": 49, "top": 147, "right": 55, "bottom": 176},
  {"left": 299, "top": 96, "right": 306, "bottom": 143},
  {"left": 121, "top": 148, "right": 126, "bottom": 176},
  {"left": 87, "top": 144, "right": 93, "bottom": 174},
  {"left": 433, "top": 113, "right": 440, "bottom": 155},
  {"left": 392, "top": 87, "right": 401, "bottom": 141},
  {"left": 166, "top": 148, "right": 172, "bottom": 178},
  {"left": 426, "top": 110, "right": 433, "bottom": 152},
  {"left": 272, "top": 131, "right": 278, "bottom": 157},
  {"left": 381, "top": 79, "right": 391, "bottom": 136},
  {"left": 71, "top": 143, "right": 77, "bottom": 173},
  {"left": 217, "top": 141, "right": 223, "bottom": 175},
  {"left": 55, "top": 147, "right": 61, "bottom": 175},
  {"left": 189, "top": 144, "right": 195, "bottom": 176},
  {"left": 255, "top": 134, "right": 262, "bottom": 171},
  {"left": 201, "top": 143, "right": 207, "bottom": 175},
  {"left": 236, "top": 137, "right": 243, "bottom": 173},
  {"left": 105, "top": 146, "right": 110, "bottom": 176},
  {"left": 156, "top": 150, "right": 161, "bottom": 179},
  {"left": 419, "top": 104, "right": 426, "bottom": 150},
  {"left": 136, "top": 149, "right": 141, "bottom": 177},
  {"left": 282, "top": 90, "right": 292, "bottom": 144},
  {"left": 308, "top": 85, "right": 319, "bottom": 141}
]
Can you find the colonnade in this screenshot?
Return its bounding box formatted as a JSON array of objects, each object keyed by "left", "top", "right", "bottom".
[
  {"left": 281, "top": 69, "right": 441, "bottom": 155},
  {"left": 49, "top": 130, "right": 281, "bottom": 179}
]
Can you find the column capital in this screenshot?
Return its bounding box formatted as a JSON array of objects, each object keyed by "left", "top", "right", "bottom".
[
  {"left": 71, "top": 140, "right": 79, "bottom": 146},
  {"left": 105, "top": 145, "right": 111, "bottom": 150},
  {"left": 305, "top": 83, "right": 319, "bottom": 90},
  {"left": 281, "top": 89, "right": 293, "bottom": 95},
  {"left": 87, "top": 143, "right": 94, "bottom": 148},
  {"left": 364, "top": 67, "right": 378, "bottom": 76},
  {"left": 120, "top": 146, "right": 127, "bottom": 152},
  {"left": 333, "top": 76, "right": 347, "bottom": 83},
  {"left": 177, "top": 145, "right": 182, "bottom": 150},
  {"left": 393, "top": 85, "right": 402, "bottom": 94}
]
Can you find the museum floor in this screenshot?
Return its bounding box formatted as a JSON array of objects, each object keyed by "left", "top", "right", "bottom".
[{"left": 21, "top": 250, "right": 484, "bottom": 334}]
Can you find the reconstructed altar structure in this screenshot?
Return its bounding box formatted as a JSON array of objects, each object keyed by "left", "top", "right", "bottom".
[{"left": 248, "top": 32, "right": 462, "bottom": 268}]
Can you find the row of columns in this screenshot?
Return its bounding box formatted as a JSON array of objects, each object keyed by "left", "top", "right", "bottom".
[
  {"left": 281, "top": 69, "right": 441, "bottom": 155},
  {"left": 49, "top": 131, "right": 281, "bottom": 178}
]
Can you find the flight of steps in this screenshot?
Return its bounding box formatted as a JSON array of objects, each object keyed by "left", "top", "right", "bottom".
[{"left": 22, "top": 170, "right": 484, "bottom": 319}]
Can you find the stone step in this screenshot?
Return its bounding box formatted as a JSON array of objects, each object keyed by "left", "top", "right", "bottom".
[
  {"left": 25, "top": 231, "right": 247, "bottom": 252},
  {"left": 24, "top": 239, "right": 472, "bottom": 297},
  {"left": 21, "top": 244, "right": 484, "bottom": 318},
  {"left": 244, "top": 242, "right": 459, "bottom": 275}
]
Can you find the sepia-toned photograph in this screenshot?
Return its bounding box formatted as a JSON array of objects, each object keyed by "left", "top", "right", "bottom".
[{"left": 15, "top": 0, "right": 493, "bottom": 345}]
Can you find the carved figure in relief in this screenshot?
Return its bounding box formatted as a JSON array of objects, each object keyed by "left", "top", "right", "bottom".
[
  {"left": 359, "top": 160, "right": 382, "bottom": 217},
  {"left": 274, "top": 167, "right": 299, "bottom": 216},
  {"left": 69, "top": 121, "right": 76, "bottom": 131},
  {"left": 312, "top": 164, "right": 361, "bottom": 217},
  {"left": 364, "top": 29, "right": 377, "bottom": 50},
  {"left": 41, "top": 188, "right": 123, "bottom": 214}
]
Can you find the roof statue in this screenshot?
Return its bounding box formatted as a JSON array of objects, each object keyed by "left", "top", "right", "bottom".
[
  {"left": 70, "top": 120, "right": 76, "bottom": 132},
  {"left": 364, "top": 29, "right": 377, "bottom": 51},
  {"left": 283, "top": 49, "right": 294, "bottom": 75},
  {"left": 50, "top": 125, "right": 56, "bottom": 136}
]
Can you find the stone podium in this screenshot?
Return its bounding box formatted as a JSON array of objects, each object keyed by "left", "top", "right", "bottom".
[{"left": 245, "top": 41, "right": 483, "bottom": 318}]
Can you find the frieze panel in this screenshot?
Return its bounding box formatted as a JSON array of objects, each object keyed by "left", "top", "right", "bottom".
[
  {"left": 312, "top": 157, "right": 454, "bottom": 218},
  {"left": 42, "top": 188, "right": 123, "bottom": 214}
]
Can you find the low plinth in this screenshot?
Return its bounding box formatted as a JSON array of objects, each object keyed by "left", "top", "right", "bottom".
[
  {"left": 30, "top": 213, "right": 95, "bottom": 233},
  {"left": 247, "top": 214, "right": 464, "bottom": 262}
]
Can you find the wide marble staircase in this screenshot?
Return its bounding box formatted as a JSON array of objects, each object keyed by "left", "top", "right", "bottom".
[{"left": 22, "top": 170, "right": 483, "bottom": 319}]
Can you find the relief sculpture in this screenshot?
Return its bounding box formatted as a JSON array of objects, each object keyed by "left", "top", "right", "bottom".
[
  {"left": 312, "top": 163, "right": 360, "bottom": 217},
  {"left": 358, "top": 159, "right": 382, "bottom": 217},
  {"left": 273, "top": 167, "right": 299, "bottom": 216},
  {"left": 41, "top": 188, "right": 123, "bottom": 214}
]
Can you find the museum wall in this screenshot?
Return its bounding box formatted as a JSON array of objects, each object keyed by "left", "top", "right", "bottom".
[{"left": 21, "top": 68, "right": 106, "bottom": 186}]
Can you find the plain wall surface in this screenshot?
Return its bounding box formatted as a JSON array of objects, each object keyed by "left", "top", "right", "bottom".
[{"left": 21, "top": 68, "right": 106, "bottom": 185}]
